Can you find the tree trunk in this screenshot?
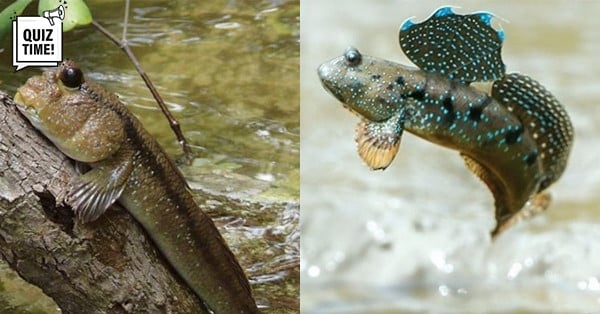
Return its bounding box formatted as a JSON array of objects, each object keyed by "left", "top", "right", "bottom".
[{"left": 0, "top": 91, "right": 207, "bottom": 313}]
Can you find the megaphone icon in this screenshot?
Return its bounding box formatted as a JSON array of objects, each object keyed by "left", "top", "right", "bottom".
[{"left": 42, "top": 5, "right": 65, "bottom": 26}]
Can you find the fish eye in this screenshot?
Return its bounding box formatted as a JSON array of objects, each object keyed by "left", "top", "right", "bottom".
[
  {"left": 59, "top": 65, "right": 84, "bottom": 88},
  {"left": 344, "top": 47, "right": 362, "bottom": 66}
]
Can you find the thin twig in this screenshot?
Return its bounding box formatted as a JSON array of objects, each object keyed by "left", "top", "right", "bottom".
[
  {"left": 91, "top": 20, "right": 193, "bottom": 159},
  {"left": 122, "top": 0, "right": 130, "bottom": 42}
]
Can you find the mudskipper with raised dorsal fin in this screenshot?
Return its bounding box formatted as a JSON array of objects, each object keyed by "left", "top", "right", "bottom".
[{"left": 318, "top": 7, "right": 574, "bottom": 237}]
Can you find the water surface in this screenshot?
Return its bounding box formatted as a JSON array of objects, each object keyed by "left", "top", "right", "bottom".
[{"left": 1, "top": 0, "right": 299, "bottom": 312}]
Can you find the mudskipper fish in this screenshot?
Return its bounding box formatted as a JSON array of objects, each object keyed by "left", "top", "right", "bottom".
[
  {"left": 318, "top": 7, "right": 573, "bottom": 237},
  {"left": 14, "top": 60, "right": 259, "bottom": 313}
]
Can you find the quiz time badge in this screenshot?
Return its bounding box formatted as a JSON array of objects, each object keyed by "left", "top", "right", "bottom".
[{"left": 12, "top": 5, "right": 65, "bottom": 71}]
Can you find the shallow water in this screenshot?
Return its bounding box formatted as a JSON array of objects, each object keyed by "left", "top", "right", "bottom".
[
  {"left": 301, "top": 0, "right": 600, "bottom": 313},
  {"left": 1, "top": 0, "right": 298, "bottom": 312}
]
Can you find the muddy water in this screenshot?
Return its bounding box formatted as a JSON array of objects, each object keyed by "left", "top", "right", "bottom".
[
  {"left": 301, "top": 0, "right": 600, "bottom": 313},
  {"left": 0, "top": 0, "right": 298, "bottom": 312}
]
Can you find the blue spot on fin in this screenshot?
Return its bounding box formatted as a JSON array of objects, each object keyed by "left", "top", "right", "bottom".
[
  {"left": 477, "top": 12, "right": 493, "bottom": 26},
  {"left": 399, "top": 7, "right": 506, "bottom": 83},
  {"left": 400, "top": 19, "right": 415, "bottom": 31},
  {"left": 435, "top": 7, "right": 454, "bottom": 17},
  {"left": 497, "top": 29, "right": 505, "bottom": 42}
]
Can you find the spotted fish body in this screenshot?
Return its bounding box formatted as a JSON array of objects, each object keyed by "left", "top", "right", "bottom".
[
  {"left": 318, "top": 7, "right": 573, "bottom": 236},
  {"left": 14, "top": 61, "right": 259, "bottom": 313}
]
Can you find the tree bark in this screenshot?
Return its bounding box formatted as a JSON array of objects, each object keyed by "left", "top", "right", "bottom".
[{"left": 0, "top": 91, "right": 207, "bottom": 313}]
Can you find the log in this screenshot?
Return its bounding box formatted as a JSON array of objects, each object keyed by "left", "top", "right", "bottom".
[{"left": 0, "top": 90, "right": 207, "bottom": 313}]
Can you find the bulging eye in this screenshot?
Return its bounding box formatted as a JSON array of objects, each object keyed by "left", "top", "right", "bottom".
[
  {"left": 344, "top": 47, "right": 362, "bottom": 66},
  {"left": 59, "top": 64, "right": 84, "bottom": 88}
]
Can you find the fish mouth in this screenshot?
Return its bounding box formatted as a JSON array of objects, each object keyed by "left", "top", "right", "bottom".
[
  {"left": 14, "top": 90, "right": 43, "bottom": 129},
  {"left": 14, "top": 88, "right": 72, "bottom": 160},
  {"left": 318, "top": 62, "right": 351, "bottom": 105},
  {"left": 317, "top": 63, "right": 335, "bottom": 92},
  {"left": 317, "top": 62, "right": 333, "bottom": 81},
  {"left": 14, "top": 91, "right": 35, "bottom": 116},
  {"left": 318, "top": 64, "right": 371, "bottom": 120}
]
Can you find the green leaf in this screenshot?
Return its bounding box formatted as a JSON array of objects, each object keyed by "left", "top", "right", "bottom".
[
  {"left": 38, "top": 0, "right": 93, "bottom": 32},
  {"left": 0, "top": 0, "right": 34, "bottom": 42}
]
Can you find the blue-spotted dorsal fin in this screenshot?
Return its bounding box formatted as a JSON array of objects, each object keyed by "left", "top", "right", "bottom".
[{"left": 399, "top": 6, "right": 506, "bottom": 83}]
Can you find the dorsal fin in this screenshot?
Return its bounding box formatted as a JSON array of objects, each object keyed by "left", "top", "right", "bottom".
[
  {"left": 399, "top": 6, "right": 506, "bottom": 83},
  {"left": 491, "top": 73, "right": 574, "bottom": 190}
]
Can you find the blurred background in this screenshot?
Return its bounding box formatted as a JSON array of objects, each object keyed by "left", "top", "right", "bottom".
[
  {"left": 301, "top": 0, "right": 600, "bottom": 313},
  {"left": 1, "top": 0, "right": 299, "bottom": 312}
]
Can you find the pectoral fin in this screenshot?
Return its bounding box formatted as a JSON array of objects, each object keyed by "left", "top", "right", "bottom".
[
  {"left": 66, "top": 150, "right": 133, "bottom": 223},
  {"left": 355, "top": 113, "right": 405, "bottom": 170}
]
